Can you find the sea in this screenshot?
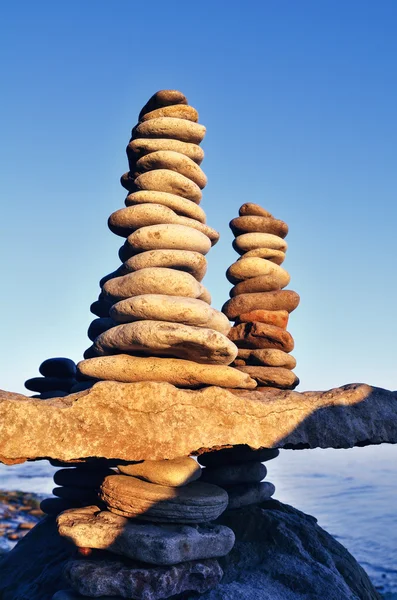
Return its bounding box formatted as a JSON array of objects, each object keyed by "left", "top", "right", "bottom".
[{"left": 1, "top": 444, "right": 396, "bottom": 598}]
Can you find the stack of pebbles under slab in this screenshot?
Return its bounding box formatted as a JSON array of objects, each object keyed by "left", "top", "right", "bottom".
[
  {"left": 54, "top": 457, "right": 235, "bottom": 599},
  {"left": 199, "top": 445, "right": 278, "bottom": 509},
  {"left": 222, "top": 203, "right": 300, "bottom": 390},
  {"left": 25, "top": 357, "right": 77, "bottom": 399},
  {"left": 78, "top": 90, "right": 256, "bottom": 392}
]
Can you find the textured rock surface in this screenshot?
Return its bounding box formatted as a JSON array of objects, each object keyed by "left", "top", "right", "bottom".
[
  {"left": 100, "top": 476, "right": 228, "bottom": 522},
  {"left": 121, "top": 249, "right": 207, "bottom": 281},
  {"left": 0, "top": 382, "right": 396, "bottom": 464},
  {"left": 0, "top": 501, "right": 380, "bottom": 600},
  {"left": 57, "top": 505, "right": 235, "bottom": 564},
  {"left": 125, "top": 190, "right": 206, "bottom": 222},
  {"left": 63, "top": 557, "right": 223, "bottom": 599}
]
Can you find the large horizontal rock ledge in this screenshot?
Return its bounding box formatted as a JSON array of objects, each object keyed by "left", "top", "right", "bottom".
[{"left": 0, "top": 381, "right": 396, "bottom": 464}]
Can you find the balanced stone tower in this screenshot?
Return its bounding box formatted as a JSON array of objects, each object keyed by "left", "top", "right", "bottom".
[{"left": 223, "top": 203, "right": 300, "bottom": 390}]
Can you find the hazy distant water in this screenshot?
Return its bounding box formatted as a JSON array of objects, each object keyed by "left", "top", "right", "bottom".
[{"left": 1, "top": 445, "right": 396, "bottom": 597}]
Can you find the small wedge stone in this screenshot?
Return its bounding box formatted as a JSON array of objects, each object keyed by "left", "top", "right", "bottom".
[
  {"left": 125, "top": 190, "right": 206, "bottom": 222},
  {"left": 93, "top": 322, "right": 238, "bottom": 365},
  {"left": 242, "top": 247, "right": 286, "bottom": 265},
  {"left": 133, "top": 170, "right": 202, "bottom": 203},
  {"left": 77, "top": 355, "right": 256, "bottom": 389}
]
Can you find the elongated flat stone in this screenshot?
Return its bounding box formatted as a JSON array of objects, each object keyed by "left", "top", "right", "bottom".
[
  {"left": 122, "top": 249, "right": 207, "bottom": 281},
  {"left": 235, "top": 348, "right": 297, "bottom": 369},
  {"left": 77, "top": 355, "right": 256, "bottom": 389},
  {"left": 133, "top": 117, "right": 206, "bottom": 145},
  {"left": 128, "top": 138, "right": 204, "bottom": 165},
  {"left": 237, "top": 366, "right": 299, "bottom": 389},
  {"left": 233, "top": 232, "right": 287, "bottom": 255},
  {"left": 135, "top": 150, "right": 207, "bottom": 188},
  {"left": 140, "top": 104, "right": 198, "bottom": 122},
  {"left": 54, "top": 467, "right": 114, "bottom": 488},
  {"left": 223, "top": 290, "right": 300, "bottom": 320},
  {"left": 224, "top": 481, "right": 275, "bottom": 509},
  {"left": 125, "top": 190, "right": 206, "bottom": 222},
  {"left": 57, "top": 505, "right": 235, "bottom": 565},
  {"left": 127, "top": 224, "right": 211, "bottom": 254},
  {"left": 230, "top": 216, "right": 288, "bottom": 238},
  {"left": 198, "top": 447, "right": 280, "bottom": 467},
  {"left": 24, "top": 377, "right": 76, "bottom": 393},
  {"left": 134, "top": 169, "right": 202, "bottom": 203},
  {"left": 100, "top": 476, "right": 229, "bottom": 522},
  {"left": 237, "top": 309, "right": 289, "bottom": 328},
  {"left": 64, "top": 557, "right": 222, "bottom": 600}
]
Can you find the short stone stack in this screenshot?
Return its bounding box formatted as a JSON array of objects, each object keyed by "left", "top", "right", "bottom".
[
  {"left": 223, "top": 203, "right": 300, "bottom": 390},
  {"left": 25, "top": 357, "right": 77, "bottom": 399},
  {"left": 78, "top": 90, "right": 256, "bottom": 392},
  {"left": 55, "top": 457, "right": 235, "bottom": 599}
]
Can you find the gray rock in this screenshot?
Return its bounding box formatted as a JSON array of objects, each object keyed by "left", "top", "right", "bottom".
[
  {"left": 39, "top": 358, "right": 76, "bottom": 378},
  {"left": 63, "top": 557, "right": 223, "bottom": 599},
  {"left": 0, "top": 501, "right": 380, "bottom": 600},
  {"left": 100, "top": 476, "right": 229, "bottom": 523},
  {"left": 57, "top": 505, "right": 235, "bottom": 565},
  {"left": 201, "top": 461, "right": 267, "bottom": 485},
  {"left": 225, "top": 482, "right": 276, "bottom": 509}
]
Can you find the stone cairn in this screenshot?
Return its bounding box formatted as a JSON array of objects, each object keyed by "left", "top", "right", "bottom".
[
  {"left": 223, "top": 203, "right": 300, "bottom": 390},
  {"left": 25, "top": 357, "right": 78, "bottom": 399},
  {"left": 43, "top": 91, "right": 279, "bottom": 600}
]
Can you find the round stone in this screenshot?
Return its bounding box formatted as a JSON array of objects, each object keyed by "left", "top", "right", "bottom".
[
  {"left": 235, "top": 348, "right": 297, "bottom": 369},
  {"left": 54, "top": 467, "right": 115, "bottom": 488},
  {"left": 100, "top": 475, "right": 228, "bottom": 522},
  {"left": 226, "top": 257, "right": 290, "bottom": 285},
  {"left": 222, "top": 290, "right": 300, "bottom": 320},
  {"left": 39, "top": 357, "right": 76, "bottom": 378},
  {"left": 140, "top": 104, "right": 198, "bottom": 122},
  {"left": 122, "top": 250, "right": 207, "bottom": 282},
  {"left": 127, "top": 224, "right": 211, "bottom": 254},
  {"left": 87, "top": 318, "right": 116, "bottom": 342},
  {"left": 198, "top": 446, "right": 280, "bottom": 467},
  {"left": 237, "top": 366, "right": 299, "bottom": 389},
  {"left": 93, "top": 321, "right": 238, "bottom": 365},
  {"left": 237, "top": 309, "right": 289, "bottom": 328},
  {"left": 57, "top": 505, "right": 235, "bottom": 566},
  {"left": 239, "top": 203, "right": 273, "bottom": 217},
  {"left": 102, "top": 268, "right": 204, "bottom": 301},
  {"left": 224, "top": 482, "right": 275, "bottom": 509},
  {"left": 24, "top": 377, "right": 76, "bottom": 393},
  {"left": 133, "top": 117, "right": 206, "bottom": 144},
  {"left": 77, "top": 355, "right": 256, "bottom": 389},
  {"left": 135, "top": 151, "right": 207, "bottom": 188},
  {"left": 242, "top": 247, "right": 286, "bottom": 265},
  {"left": 118, "top": 457, "right": 201, "bottom": 487},
  {"left": 110, "top": 295, "right": 230, "bottom": 334},
  {"left": 133, "top": 170, "right": 202, "bottom": 203},
  {"left": 108, "top": 204, "right": 218, "bottom": 243},
  {"left": 201, "top": 461, "right": 267, "bottom": 485},
  {"left": 228, "top": 322, "right": 294, "bottom": 352},
  {"left": 230, "top": 216, "right": 288, "bottom": 238},
  {"left": 233, "top": 233, "right": 287, "bottom": 255},
  {"left": 138, "top": 90, "right": 188, "bottom": 120},
  {"left": 231, "top": 274, "right": 291, "bottom": 296},
  {"left": 125, "top": 190, "right": 206, "bottom": 222},
  {"left": 128, "top": 138, "right": 204, "bottom": 165}
]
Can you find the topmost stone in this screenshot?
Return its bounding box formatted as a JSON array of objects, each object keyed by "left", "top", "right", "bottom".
[
  {"left": 39, "top": 358, "right": 76, "bottom": 378},
  {"left": 138, "top": 90, "right": 188, "bottom": 121}
]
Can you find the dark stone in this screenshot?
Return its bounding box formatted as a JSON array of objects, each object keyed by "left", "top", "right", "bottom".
[
  {"left": 69, "top": 381, "right": 96, "bottom": 393},
  {"left": 54, "top": 467, "right": 114, "bottom": 489},
  {"left": 52, "top": 487, "right": 99, "bottom": 504},
  {"left": 40, "top": 390, "right": 69, "bottom": 399},
  {"left": 39, "top": 358, "right": 77, "bottom": 379},
  {"left": 224, "top": 482, "right": 275, "bottom": 509},
  {"left": 201, "top": 461, "right": 267, "bottom": 485},
  {"left": 90, "top": 300, "right": 111, "bottom": 318},
  {"left": 40, "top": 497, "right": 81, "bottom": 515},
  {"left": 24, "top": 377, "right": 76, "bottom": 393},
  {"left": 87, "top": 318, "right": 116, "bottom": 342},
  {"left": 198, "top": 446, "right": 280, "bottom": 467}
]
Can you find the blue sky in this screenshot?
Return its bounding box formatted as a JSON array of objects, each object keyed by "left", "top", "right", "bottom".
[{"left": 1, "top": 0, "right": 397, "bottom": 394}]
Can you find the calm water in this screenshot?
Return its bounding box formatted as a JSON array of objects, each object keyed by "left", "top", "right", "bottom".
[{"left": 0, "top": 445, "right": 396, "bottom": 597}]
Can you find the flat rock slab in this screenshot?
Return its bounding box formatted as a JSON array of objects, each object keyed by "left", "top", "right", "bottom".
[
  {"left": 0, "top": 382, "right": 396, "bottom": 464},
  {"left": 57, "top": 505, "right": 235, "bottom": 565},
  {"left": 63, "top": 557, "right": 223, "bottom": 599}
]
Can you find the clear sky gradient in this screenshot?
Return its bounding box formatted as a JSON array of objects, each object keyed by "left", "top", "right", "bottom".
[{"left": 1, "top": 0, "right": 396, "bottom": 394}]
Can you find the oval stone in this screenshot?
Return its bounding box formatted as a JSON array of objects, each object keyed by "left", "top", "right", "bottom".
[
  {"left": 230, "top": 273, "right": 291, "bottom": 296},
  {"left": 235, "top": 348, "right": 297, "bottom": 369},
  {"left": 140, "top": 104, "right": 198, "bottom": 122},
  {"left": 226, "top": 257, "right": 290, "bottom": 285},
  {"left": 239, "top": 203, "right": 273, "bottom": 217},
  {"left": 133, "top": 117, "right": 206, "bottom": 145},
  {"left": 222, "top": 290, "right": 300, "bottom": 320},
  {"left": 228, "top": 322, "right": 294, "bottom": 352},
  {"left": 24, "top": 377, "right": 76, "bottom": 393},
  {"left": 134, "top": 170, "right": 202, "bottom": 203},
  {"left": 93, "top": 321, "right": 238, "bottom": 365},
  {"left": 135, "top": 151, "right": 207, "bottom": 188},
  {"left": 233, "top": 233, "right": 287, "bottom": 255},
  {"left": 118, "top": 457, "right": 201, "bottom": 487},
  {"left": 127, "top": 224, "right": 211, "bottom": 254},
  {"left": 230, "top": 216, "right": 288, "bottom": 238},
  {"left": 125, "top": 190, "right": 206, "bottom": 222},
  {"left": 102, "top": 269, "right": 204, "bottom": 301},
  {"left": 237, "top": 366, "right": 299, "bottom": 389},
  {"left": 123, "top": 250, "right": 207, "bottom": 282},
  {"left": 39, "top": 357, "right": 76, "bottom": 378},
  {"left": 138, "top": 90, "right": 188, "bottom": 120},
  {"left": 237, "top": 310, "right": 289, "bottom": 328},
  {"left": 100, "top": 475, "right": 229, "bottom": 522},
  {"left": 110, "top": 295, "right": 230, "bottom": 334},
  {"left": 242, "top": 247, "right": 286, "bottom": 265}
]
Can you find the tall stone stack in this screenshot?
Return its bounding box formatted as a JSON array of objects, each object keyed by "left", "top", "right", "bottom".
[
  {"left": 223, "top": 203, "right": 300, "bottom": 390},
  {"left": 79, "top": 90, "right": 256, "bottom": 392},
  {"left": 25, "top": 357, "right": 77, "bottom": 399}
]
